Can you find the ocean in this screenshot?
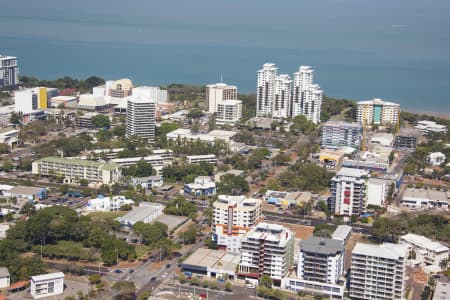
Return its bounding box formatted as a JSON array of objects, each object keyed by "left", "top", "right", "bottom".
[{"left": 1, "top": 0, "right": 450, "bottom": 115}]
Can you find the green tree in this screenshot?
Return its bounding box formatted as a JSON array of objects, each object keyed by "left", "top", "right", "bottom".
[
  {"left": 217, "top": 174, "right": 249, "bottom": 195},
  {"left": 10, "top": 112, "right": 23, "bottom": 124},
  {"left": 92, "top": 114, "right": 111, "bottom": 129},
  {"left": 259, "top": 274, "right": 273, "bottom": 288},
  {"left": 112, "top": 281, "right": 136, "bottom": 300},
  {"left": 2, "top": 159, "right": 14, "bottom": 172},
  {"left": 113, "top": 124, "right": 126, "bottom": 138},
  {"left": 290, "top": 115, "right": 316, "bottom": 135}
]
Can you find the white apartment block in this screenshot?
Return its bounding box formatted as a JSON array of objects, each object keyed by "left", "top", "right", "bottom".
[
  {"left": 0, "top": 55, "right": 19, "bottom": 89},
  {"left": 212, "top": 195, "right": 263, "bottom": 253},
  {"left": 256, "top": 63, "right": 278, "bottom": 117},
  {"left": 400, "top": 233, "right": 449, "bottom": 270},
  {"left": 292, "top": 66, "right": 323, "bottom": 124},
  {"left": 216, "top": 99, "right": 242, "bottom": 125},
  {"left": 32, "top": 157, "right": 121, "bottom": 185},
  {"left": 30, "top": 272, "right": 65, "bottom": 299},
  {"left": 330, "top": 168, "right": 369, "bottom": 217},
  {"left": 350, "top": 242, "right": 408, "bottom": 300},
  {"left": 415, "top": 120, "right": 447, "bottom": 135},
  {"left": 126, "top": 94, "right": 156, "bottom": 141},
  {"left": 284, "top": 237, "right": 345, "bottom": 298},
  {"left": 321, "top": 121, "right": 362, "bottom": 149},
  {"left": 0, "top": 267, "right": 10, "bottom": 289},
  {"left": 272, "top": 74, "right": 292, "bottom": 119},
  {"left": 238, "top": 222, "right": 295, "bottom": 285},
  {"left": 357, "top": 98, "right": 400, "bottom": 126},
  {"left": 206, "top": 83, "right": 237, "bottom": 113}
]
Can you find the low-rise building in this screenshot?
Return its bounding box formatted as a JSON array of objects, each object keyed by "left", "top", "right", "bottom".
[
  {"left": 49, "top": 95, "right": 77, "bottom": 108},
  {"left": 395, "top": 128, "right": 418, "bottom": 151},
  {"left": 433, "top": 278, "right": 450, "bottom": 300},
  {"left": 3, "top": 185, "right": 47, "bottom": 201},
  {"left": 76, "top": 112, "right": 99, "bottom": 128},
  {"left": 30, "top": 272, "right": 65, "bottom": 299},
  {"left": 78, "top": 94, "right": 107, "bottom": 111},
  {"left": 400, "top": 188, "right": 448, "bottom": 210},
  {"left": 32, "top": 157, "right": 121, "bottom": 185},
  {"left": 86, "top": 195, "right": 134, "bottom": 211},
  {"left": 238, "top": 222, "right": 295, "bottom": 285},
  {"left": 331, "top": 225, "right": 352, "bottom": 246},
  {"left": 212, "top": 195, "right": 262, "bottom": 253},
  {"left": 116, "top": 202, "right": 164, "bottom": 227},
  {"left": 318, "top": 148, "right": 344, "bottom": 170},
  {"left": 167, "top": 128, "right": 236, "bottom": 144},
  {"left": 399, "top": 233, "right": 449, "bottom": 271},
  {"left": 184, "top": 176, "right": 216, "bottom": 197},
  {"left": 350, "top": 243, "right": 408, "bottom": 300},
  {"left": 428, "top": 152, "right": 446, "bottom": 166},
  {"left": 186, "top": 154, "right": 217, "bottom": 165},
  {"left": 0, "top": 127, "right": 19, "bottom": 149},
  {"left": 130, "top": 175, "right": 163, "bottom": 190},
  {"left": 214, "top": 169, "right": 245, "bottom": 182},
  {"left": 111, "top": 154, "right": 172, "bottom": 175},
  {"left": 415, "top": 120, "right": 447, "bottom": 135},
  {"left": 180, "top": 248, "right": 240, "bottom": 280},
  {"left": 283, "top": 237, "right": 346, "bottom": 298},
  {"left": 0, "top": 267, "right": 10, "bottom": 289}
]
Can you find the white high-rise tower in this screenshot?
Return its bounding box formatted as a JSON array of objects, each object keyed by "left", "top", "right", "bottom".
[
  {"left": 273, "top": 74, "right": 292, "bottom": 119},
  {"left": 126, "top": 93, "right": 156, "bottom": 141},
  {"left": 256, "top": 63, "right": 278, "bottom": 117},
  {"left": 292, "top": 66, "right": 323, "bottom": 124}
]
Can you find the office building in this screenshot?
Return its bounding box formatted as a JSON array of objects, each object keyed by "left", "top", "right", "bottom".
[
  {"left": 14, "top": 87, "right": 58, "bottom": 113},
  {"left": 329, "top": 168, "right": 369, "bottom": 216},
  {"left": 321, "top": 121, "right": 362, "bottom": 149},
  {"left": 272, "top": 74, "right": 292, "bottom": 119},
  {"left": 357, "top": 98, "right": 400, "bottom": 126},
  {"left": 212, "top": 195, "right": 263, "bottom": 253},
  {"left": 132, "top": 86, "right": 168, "bottom": 104},
  {"left": 292, "top": 66, "right": 323, "bottom": 124},
  {"left": 350, "top": 242, "right": 408, "bottom": 300},
  {"left": 399, "top": 233, "right": 449, "bottom": 271},
  {"left": 216, "top": 99, "right": 242, "bottom": 125},
  {"left": 184, "top": 176, "right": 216, "bottom": 197},
  {"left": 78, "top": 94, "right": 107, "bottom": 111},
  {"left": 76, "top": 112, "right": 99, "bottom": 128},
  {"left": 238, "top": 222, "right": 295, "bottom": 285},
  {"left": 256, "top": 63, "right": 278, "bottom": 117},
  {"left": 32, "top": 157, "right": 121, "bottom": 185},
  {"left": 30, "top": 272, "right": 65, "bottom": 299},
  {"left": 126, "top": 93, "right": 156, "bottom": 141},
  {"left": 206, "top": 83, "right": 237, "bottom": 113},
  {"left": 284, "top": 237, "right": 345, "bottom": 298},
  {"left": 394, "top": 128, "right": 418, "bottom": 151},
  {"left": 0, "top": 55, "right": 18, "bottom": 89}
]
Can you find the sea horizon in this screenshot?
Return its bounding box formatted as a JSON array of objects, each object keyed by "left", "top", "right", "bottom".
[{"left": 1, "top": 0, "right": 450, "bottom": 116}]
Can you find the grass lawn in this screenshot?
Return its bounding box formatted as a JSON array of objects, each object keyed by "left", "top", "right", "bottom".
[
  {"left": 135, "top": 245, "right": 152, "bottom": 258},
  {"left": 88, "top": 211, "right": 127, "bottom": 220}
]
